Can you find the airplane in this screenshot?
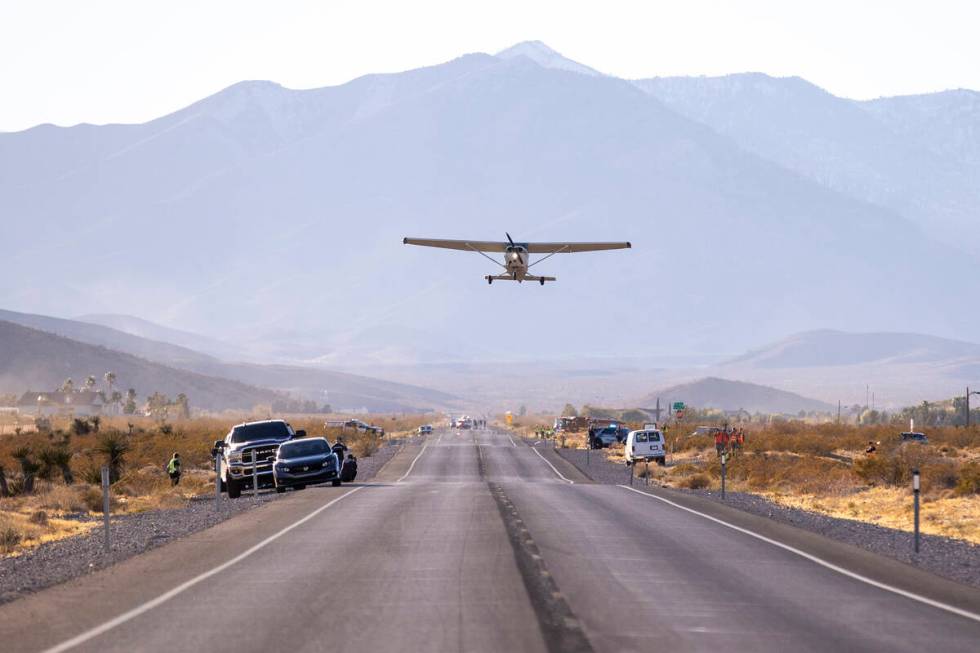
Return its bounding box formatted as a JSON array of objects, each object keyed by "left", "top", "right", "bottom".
[{"left": 402, "top": 233, "right": 631, "bottom": 285}]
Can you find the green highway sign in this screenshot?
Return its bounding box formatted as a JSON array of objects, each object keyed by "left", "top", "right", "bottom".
[{"left": 672, "top": 402, "right": 685, "bottom": 410}]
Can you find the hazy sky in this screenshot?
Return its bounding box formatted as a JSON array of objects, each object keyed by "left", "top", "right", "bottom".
[{"left": 2, "top": 0, "right": 978, "bottom": 132}]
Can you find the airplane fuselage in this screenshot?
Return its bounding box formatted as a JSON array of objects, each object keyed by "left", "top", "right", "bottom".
[{"left": 504, "top": 245, "right": 529, "bottom": 280}]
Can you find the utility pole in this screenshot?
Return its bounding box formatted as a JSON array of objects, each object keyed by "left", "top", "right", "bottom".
[
  {"left": 655, "top": 397, "right": 661, "bottom": 423},
  {"left": 837, "top": 400, "right": 841, "bottom": 424},
  {"left": 967, "top": 387, "right": 970, "bottom": 429}
]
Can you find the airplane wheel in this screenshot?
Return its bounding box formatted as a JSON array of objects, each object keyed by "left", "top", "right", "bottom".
[
  {"left": 488, "top": 278, "right": 493, "bottom": 285},
  {"left": 539, "top": 279, "right": 545, "bottom": 286}
]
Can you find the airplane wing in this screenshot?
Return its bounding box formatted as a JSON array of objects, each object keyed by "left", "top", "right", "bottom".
[
  {"left": 403, "top": 238, "right": 508, "bottom": 252},
  {"left": 525, "top": 241, "right": 631, "bottom": 253}
]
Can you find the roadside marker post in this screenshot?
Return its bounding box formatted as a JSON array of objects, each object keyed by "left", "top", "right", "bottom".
[
  {"left": 913, "top": 468, "right": 921, "bottom": 554},
  {"left": 721, "top": 453, "right": 727, "bottom": 500},
  {"left": 101, "top": 465, "right": 111, "bottom": 553},
  {"left": 214, "top": 452, "right": 221, "bottom": 512},
  {"left": 251, "top": 450, "right": 259, "bottom": 501},
  {"left": 629, "top": 459, "right": 634, "bottom": 486}
]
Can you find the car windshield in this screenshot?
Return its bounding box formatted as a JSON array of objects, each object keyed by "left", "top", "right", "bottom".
[
  {"left": 600, "top": 427, "right": 617, "bottom": 435},
  {"left": 279, "top": 440, "right": 329, "bottom": 457},
  {"left": 231, "top": 421, "right": 292, "bottom": 443}
]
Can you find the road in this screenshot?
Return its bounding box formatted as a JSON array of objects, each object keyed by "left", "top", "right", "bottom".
[{"left": 2, "top": 428, "right": 980, "bottom": 652}]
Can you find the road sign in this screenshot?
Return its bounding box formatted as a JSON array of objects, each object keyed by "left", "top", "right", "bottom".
[
  {"left": 675, "top": 409, "right": 685, "bottom": 419},
  {"left": 505, "top": 412, "right": 513, "bottom": 426},
  {"left": 672, "top": 402, "right": 685, "bottom": 410}
]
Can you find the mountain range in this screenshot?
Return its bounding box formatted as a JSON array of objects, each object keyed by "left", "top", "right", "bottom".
[
  {"left": 0, "top": 310, "right": 458, "bottom": 412},
  {"left": 2, "top": 41, "right": 980, "bottom": 397}
]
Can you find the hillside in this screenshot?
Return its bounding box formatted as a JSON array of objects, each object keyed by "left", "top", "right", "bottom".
[
  {"left": 76, "top": 313, "right": 246, "bottom": 361},
  {"left": 634, "top": 73, "right": 980, "bottom": 255},
  {"left": 0, "top": 321, "right": 277, "bottom": 411},
  {"left": 0, "top": 311, "right": 459, "bottom": 412},
  {"left": 725, "top": 330, "right": 980, "bottom": 368},
  {"left": 635, "top": 377, "right": 834, "bottom": 414},
  {"left": 2, "top": 43, "right": 979, "bottom": 361}
]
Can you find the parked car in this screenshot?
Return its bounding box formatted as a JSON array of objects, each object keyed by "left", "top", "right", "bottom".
[
  {"left": 213, "top": 419, "right": 301, "bottom": 499},
  {"left": 273, "top": 437, "right": 342, "bottom": 491},
  {"left": 900, "top": 431, "right": 929, "bottom": 444},
  {"left": 625, "top": 429, "right": 666, "bottom": 466},
  {"left": 593, "top": 426, "right": 621, "bottom": 448}
]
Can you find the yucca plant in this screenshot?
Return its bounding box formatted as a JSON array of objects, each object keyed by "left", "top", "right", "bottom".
[{"left": 95, "top": 433, "right": 130, "bottom": 484}]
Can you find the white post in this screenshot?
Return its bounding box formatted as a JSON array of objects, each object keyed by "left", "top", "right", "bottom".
[
  {"left": 251, "top": 449, "right": 258, "bottom": 500},
  {"left": 101, "top": 465, "right": 111, "bottom": 553},
  {"left": 214, "top": 452, "right": 222, "bottom": 511}
]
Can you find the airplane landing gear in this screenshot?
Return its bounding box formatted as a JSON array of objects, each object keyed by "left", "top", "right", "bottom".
[
  {"left": 539, "top": 279, "right": 545, "bottom": 286},
  {"left": 487, "top": 277, "right": 493, "bottom": 285}
]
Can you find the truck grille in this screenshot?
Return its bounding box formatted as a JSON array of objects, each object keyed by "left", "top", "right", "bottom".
[{"left": 243, "top": 445, "right": 278, "bottom": 464}]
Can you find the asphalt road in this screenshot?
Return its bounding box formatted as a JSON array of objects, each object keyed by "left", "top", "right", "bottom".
[{"left": 2, "top": 428, "right": 980, "bottom": 653}]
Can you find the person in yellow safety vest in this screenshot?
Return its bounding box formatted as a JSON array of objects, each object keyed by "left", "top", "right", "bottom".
[{"left": 167, "top": 452, "right": 182, "bottom": 486}]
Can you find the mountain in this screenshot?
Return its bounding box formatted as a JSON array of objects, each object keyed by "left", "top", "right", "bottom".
[
  {"left": 861, "top": 90, "right": 980, "bottom": 172},
  {"left": 0, "top": 310, "right": 458, "bottom": 412},
  {"left": 0, "top": 320, "right": 278, "bottom": 411},
  {"left": 495, "top": 41, "right": 602, "bottom": 77},
  {"left": 76, "top": 313, "right": 245, "bottom": 361},
  {"left": 2, "top": 43, "right": 980, "bottom": 363},
  {"left": 635, "top": 377, "right": 834, "bottom": 414},
  {"left": 0, "top": 308, "right": 218, "bottom": 368},
  {"left": 725, "top": 330, "right": 980, "bottom": 368},
  {"left": 634, "top": 74, "right": 980, "bottom": 255}
]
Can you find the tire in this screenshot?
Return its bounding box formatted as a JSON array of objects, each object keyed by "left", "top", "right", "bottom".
[
  {"left": 295, "top": 484, "right": 306, "bottom": 491},
  {"left": 276, "top": 486, "right": 286, "bottom": 494},
  {"left": 657, "top": 457, "right": 666, "bottom": 466},
  {"left": 332, "top": 480, "right": 341, "bottom": 487},
  {"left": 227, "top": 477, "right": 242, "bottom": 499}
]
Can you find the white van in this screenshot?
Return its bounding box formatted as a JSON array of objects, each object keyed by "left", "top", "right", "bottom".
[{"left": 624, "top": 429, "right": 666, "bottom": 466}]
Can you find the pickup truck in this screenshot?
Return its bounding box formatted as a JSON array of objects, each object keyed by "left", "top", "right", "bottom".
[{"left": 213, "top": 419, "right": 304, "bottom": 499}]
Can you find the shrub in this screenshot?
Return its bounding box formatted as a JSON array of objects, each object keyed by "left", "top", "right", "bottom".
[
  {"left": 955, "top": 463, "right": 980, "bottom": 496},
  {"left": 680, "top": 474, "right": 711, "bottom": 489},
  {"left": 0, "top": 521, "right": 22, "bottom": 553},
  {"left": 29, "top": 510, "right": 48, "bottom": 526}
]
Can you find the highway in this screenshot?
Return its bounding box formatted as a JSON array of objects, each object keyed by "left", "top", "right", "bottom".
[{"left": 2, "top": 428, "right": 979, "bottom": 652}]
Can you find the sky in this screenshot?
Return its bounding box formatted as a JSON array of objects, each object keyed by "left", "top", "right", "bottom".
[{"left": 1, "top": 0, "right": 979, "bottom": 132}]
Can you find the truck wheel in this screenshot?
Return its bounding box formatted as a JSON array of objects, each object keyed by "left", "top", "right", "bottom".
[
  {"left": 227, "top": 478, "right": 242, "bottom": 499},
  {"left": 332, "top": 480, "right": 341, "bottom": 487},
  {"left": 276, "top": 486, "right": 285, "bottom": 494},
  {"left": 295, "top": 484, "right": 306, "bottom": 491},
  {"left": 657, "top": 457, "right": 666, "bottom": 466}
]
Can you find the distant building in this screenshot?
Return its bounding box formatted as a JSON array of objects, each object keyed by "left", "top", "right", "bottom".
[{"left": 16, "top": 391, "right": 105, "bottom": 417}]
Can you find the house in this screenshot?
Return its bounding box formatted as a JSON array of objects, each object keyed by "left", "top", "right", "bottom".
[{"left": 16, "top": 391, "right": 105, "bottom": 417}]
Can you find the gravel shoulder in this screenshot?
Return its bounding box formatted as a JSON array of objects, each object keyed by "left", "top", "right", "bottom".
[
  {"left": 0, "top": 441, "right": 401, "bottom": 605},
  {"left": 557, "top": 447, "right": 980, "bottom": 589}
]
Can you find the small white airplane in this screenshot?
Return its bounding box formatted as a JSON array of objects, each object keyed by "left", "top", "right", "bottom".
[{"left": 402, "top": 233, "right": 631, "bottom": 285}]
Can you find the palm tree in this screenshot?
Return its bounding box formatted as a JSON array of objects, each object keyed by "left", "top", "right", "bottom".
[
  {"left": 84, "top": 376, "right": 96, "bottom": 391},
  {"left": 60, "top": 378, "right": 74, "bottom": 394},
  {"left": 104, "top": 372, "right": 116, "bottom": 414}
]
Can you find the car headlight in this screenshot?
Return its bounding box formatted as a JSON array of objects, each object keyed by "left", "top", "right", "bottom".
[
  {"left": 322, "top": 460, "right": 335, "bottom": 468},
  {"left": 228, "top": 452, "right": 243, "bottom": 464}
]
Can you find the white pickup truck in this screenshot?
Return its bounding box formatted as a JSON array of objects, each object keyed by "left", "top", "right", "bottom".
[{"left": 624, "top": 429, "right": 666, "bottom": 466}]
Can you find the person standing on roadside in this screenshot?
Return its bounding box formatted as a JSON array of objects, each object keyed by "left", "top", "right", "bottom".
[
  {"left": 714, "top": 429, "right": 726, "bottom": 457},
  {"left": 167, "top": 452, "right": 182, "bottom": 486},
  {"left": 332, "top": 437, "right": 348, "bottom": 465}
]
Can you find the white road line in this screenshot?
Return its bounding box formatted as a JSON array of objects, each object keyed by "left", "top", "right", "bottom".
[
  {"left": 396, "top": 443, "right": 428, "bottom": 483},
  {"left": 531, "top": 446, "right": 574, "bottom": 484},
  {"left": 618, "top": 485, "right": 980, "bottom": 625},
  {"left": 42, "top": 486, "right": 365, "bottom": 653},
  {"left": 508, "top": 435, "right": 517, "bottom": 447}
]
